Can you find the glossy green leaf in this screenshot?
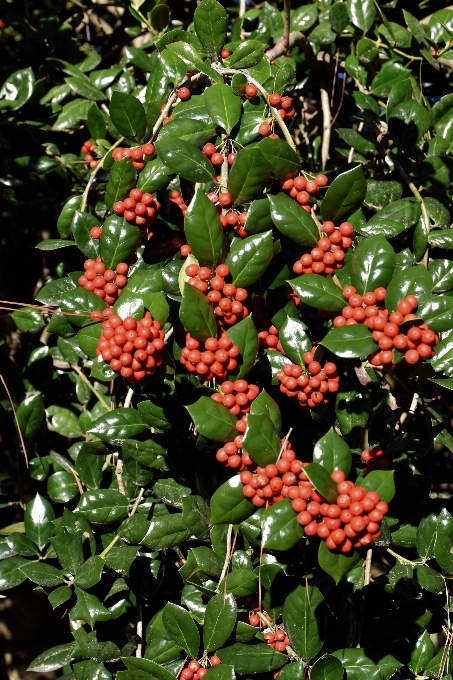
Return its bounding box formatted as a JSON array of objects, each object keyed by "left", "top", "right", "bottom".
[
  {"left": 415, "top": 565, "right": 444, "bottom": 593},
  {"left": 283, "top": 584, "right": 325, "bottom": 661},
  {"left": 370, "top": 62, "right": 410, "bottom": 98},
  {"left": 205, "top": 83, "right": 241, "bottom": 134},
  {"left": 258, "top": 138, "right": 300, "bottom": 180},
  {"left": 389, "top": 101, "right": 432, "bottom": 148},
  {"left": 187, "top": 396, "right": 238, "bottom": 442},
  {"left": 87, "top": 103, "right": 106, "bottom": 139},
  {"left": 27, "top": 643, "right": 76, "bottom": 673},
  {"left": 193, "top": 0, "right": 227, "bottom": 58},
  {"left": 311, "top": 655, "right": 345, "bottom": 680},
  {"left": 223, "top": 41, "right": 266, "bottom": 69},
  {"left": 262, "top": 498, "right": 304, "bottom": 551},
  {"left": 289, "top": 274, "right": 345, "bottom": 312},
  {"left": 291, "top": 4, "right": 318, "bottom": 31},
  {"left": 24, "top": 493, "right": 55, "bottom": 550},
  {"left": 222, "top": 568, "right": 258, "bottom": 597},
  {"left": 87, "top": 408, "right": 146, "bottom": 444},
  {"left": 162, "top": 603, "right": 200, "bottom": 658},
  {"left": 318, "top": 542, "right": 360, "bottom": 584},
  {"left": 203, "top": 593, "right": 237, "bottom": 652},
  {"left": 350, "top": 235, "right": 396, "bottom": 295},
  {"left": 225, "top": 315, "right": 259, "bottom": 380},
  {"left": 225, "top": 231, "right": 274, "bottom": 288},
  {"left": 185, "top": 190, "right": 224, "bottom": 267},
  {"left": 157, "top": 118, "right": 215, "bottom": 148},
  {"left": 268, "top": 193, "right": 318, "bottom": 246},
  {"left": 122, "top": 657, "right": 176, "bottom": 680},
  {"left": 75, "top": 489, "right": 129, "bottom": 524},
  {"left": 385, "top": 266, "right": 433, "bottom": 312},
  {"left": 321, "top": 166, "right": 367, "bottom": 223},
  {"left": 210, "top": 475, "right": 256, "bottom": 525},
  {"left": 105, "top": 157, "right": 137, "bottom": 210},
  {"left": 274, "top": 62, "right": 296, "bottom": 94},
  {"left": 229, "top": 147, "right": 271, "bottom": 205},
  {"left": 408, "top": 631, "right": 434, "bottom": 675},
  {"left": 430, "top": 259, "right": 453, "bottom": 293},
  {"left": 0, "top": 67, "right": 35, "bottom": 110},
  {"left": 321, "top": 325, "right": 378, "bottom": 359},
  {"left": 313, "top": 429, "right": 352, "bottom": 476},
  {"left": 12, "top": 307, "right": 44, "bottom": 333},
  {"left": 47, "top": 471, "right": 79, "bottom": 503},
  {"left": 99, "top": 215, "right": 141, "bottom": 271},
  {"left": 57, "top": 195, "right": 83, "bottom": 239},
  {"left": 244, "top": 197, "right": 273, "bottom": 235},
  {"left": 156, "top": 139, "right": 215, "bottom": 183},
  {"left": 72, "top": 211, "right": 101, "bottom": 259},
  {"left": 362, "top": 470, "right": 395, "bottom": 502},
  {"left": 279, "top": 318, "right": 311, "bottom": 365},
  {"left": 77, "top": 323, "right": 102, "bottom": 359},
  {"left": 65, "top": 76, "right": 106, "bottom": 101},
  {"left": 109, "top": 91, "right": 147, "bottom": 142},
  {"left": 16, "top": 392, "right": 44, "bottom": 441},
  {"left": 180, "top": 282, "right": 217, "bottom": 342},
  {"left": 21, "top": 561, "right": 65, "bottom": 587},
  {"left": 216, "top": 643, "right": 286, "bottom": 673},
  {"left": 416, "top": 508, "right": 453, "bottom": 560},
  {"left": 305, "top": 463, "right": 338, "bottom": 503},
  {"left": 137, "top": 157, "right": 170, "bottom": 194},
  {"left": 417, "top": 296, "right": 453, "bottom": 333}
]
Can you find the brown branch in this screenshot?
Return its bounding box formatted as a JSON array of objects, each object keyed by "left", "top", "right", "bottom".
[
  {"left": 266, "top": 31, "right": 317, "bottom": 66},
  {"left": 0, "top": 374, "right": 28, "bottom": 467}
]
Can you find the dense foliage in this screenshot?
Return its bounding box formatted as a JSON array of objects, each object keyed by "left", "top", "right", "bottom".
[{"left": 2, "top": 0, "right": 453, "bottom": 678}]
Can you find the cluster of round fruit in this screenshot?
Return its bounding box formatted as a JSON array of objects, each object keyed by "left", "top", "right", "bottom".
[
  {"left": 170, "top": 190, "right": 188, "bottom": 218},
  {"left": 361, "top": 446, "right": 389, "bottom": 474},
  {"left": 250, "top": 295, "right": 285, "bottom": 353},
  {"left": 263, "top": 629, "right": 290, "bottom": 652},
  {"left": 185, "top": 263, "right": 250, "bottom": 329},
  {"left": 180, "top": 333, "right": 239, "bottom": 381},
  {"left": 214, "top": 432, "right": 256, "bottom": 470},
  {"left": 211, "top": 379, "right": 260, "bottom": 415},
  {"left": 277, "top": 354, "right": 340, "bottom": 409},
  {"left": 95, "top": 312, "right": 164, "bottom": 383},
  {"left": 292, "top": 222, "right": 354, "bottom": 276},
  {"left": 179, "top": 657, "right": 221, "bottom": 680},
  {"left": 296, "top": 469, "right": 387, "bottom": 552},
  {"left": 280, "top": 173, "right": 329, "bottom": 213},
  {"left": 333, "top": 289, "right": 439, "bottom": 367},
  {"left": 112, "top": 188, "right": 160, "bottom": 228},
  {"left": 240, "top": 445, "right": 310, "bottom": 507},
  {"left": 243, "top": 84, "right": 296, "bottom": 121},
  {"left": 112, "top": 143, "right": 155, "bottom": 171},
  {"left": 80, "top": 140, "right": 98, "bottom": 168},
  {"left": 78, "top": 257, "right": 128, "bottom": 304},
  {"left": 202, "top": 143, "right": 237, "bottom": 168}
]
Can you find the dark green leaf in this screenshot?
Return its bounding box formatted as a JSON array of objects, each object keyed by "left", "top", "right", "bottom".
[
  {"left": 110, "top": 92, "right": 147, "bottom": 142},
  {"left": 210, "top": 476, "right": 256, "bottom": 525},
  {"left": 362, "top": 470, "right": 395, "bottom": 502},
  {"left": 73, "top": 211, "right": 101, "bottom": 259},
  {"left": 258, "top": 138, "right": 300, "bottom": 180},
  {"left": 47, "top": 471, "right": 79, "bottom": 503},
  {"left": 99, "top": 215, "right": 141, "bottom": 270},
  {"left": 180, "top": 282, "right": 217, "bottom": 343},
  {"left": 157, "top": 118, "right": 215, "bottom": 148},
  {"left": 279, "top": 318, "right": 311, "bottom": 365},
  {"left": 185, "top": 191, "right": 224, "bottom": 267},
  {"left": 205, "top": 83, "right": 241, "bottom": 134},
  {"left": 318, "top": 542, "right": 360, "bottom": 584},
  {"left": 262, "top": 498, "right": 304, "bottom": 551},
  {"left": 65, "top": 76, "right": 106, "bottom": 102},
  {"left": 137, "top": 158, "right": 170, "bottom": 194},
  {"left": 244, "top": 198, "right": 273, "bottom": 235},
  {"left": 311, "top": 655, "right": 345, "bottom": 680},
  {"left": 268, "top": 193, "right": 318, "bottom": 246},
  {"left": 0, "top": 67, "right": 35, "bottom": 110},
  {"left": 313, "top": 429, "right": 352, "bottom": 476},
  {"left": 21, "top": 561, "right": 64, "bottom": 587},
  {"left": 87, "top": 104, "right": 107, "bottom": 139},
  {"left": 416, "top": 508, "right": 453, "bottom": 560},
  {"left": 417, "top": 296, "right": 453, "bottom": 333},
  {"left": 27, "top": 643, "right": 76, "bottom": 673},
  {"left": 305, "top": 463, "right": 338, "bottom": 503},
  {"left": 216, "top": 643, "right": 286, "bottom": 674},
  {"left": 24, "top": 493, "right": 55, "bottom": 550},
  {"left": 350, "top": 235, "right": 396, "bottom": 295},
  {"left": 57, "top": 195, "right": 83, "bottom": 239},
  {"left": 225, "top": 315, "right": 259, "bottom": 380},
  {"left": 389, "top": 101, "right": 432, "bottom": 148},
  {"left": 187, "top": 396, "right": 238, "bottom": 442},
  {"left": 321, "top": 325, "right": 378, "bottom": 359},
  {"left": 203, "top": 593, "right": 237, "bottom": 652},
  {"left": 122, "top": 657, "right": 176, "bottom": 680},
  {"left": 289, "top": 274, "right": 345, "bottom": 312},
  {"left": 0, "top": 556, "right": 29, "bottom": 590},
  {"left": 155, "top": 139, "right": 215, "bottom": 183},
  {"left": 227, "top": 147, "right": 271, "bottom": 204},
  {"left": 162, "top": 603, "right": 199, "bottom": 659},
  {"left": 193, "top": 0, "right": 228, "bottom": 58},
  {"left": 77, "top": 323, "right": 102, "bottom": 359},
  {"left": 223, "top": 41, "right": 266, "bottom": 69},
  {"left": 385, "top": 266, "right": 433, "bottom": 312},
  {"left": 105, "top": 158, "right": 137, "bottom": 210},
  {"left": 87, "top": 408, "right": 146, "bottom": 444},
  {"left": 408, "top": 631, "right": 434, "bottom": 675},
  {"left": 283, "top": 584, "right": 325, "bottom": 661},
  {"left": 75, "top": 489, "right": 129, "bottom": 524},
  {"left": 225, "top": 231, "right": 274, "bottom": 288},
  {"left": 321, "top": 166, "right": 367, "bottom": 223}
]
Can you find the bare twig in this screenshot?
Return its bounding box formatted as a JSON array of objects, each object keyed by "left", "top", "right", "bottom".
[
  {"left": 217, "top": 524, "right": 233, "bottom": 591},
  {"left": 0, "top": 374, "right": 28, "bottom": 467},
  {"left": 80, "top": 136, "right": 124, "bottom": 212},
  {"left": 320, "top": 88, "right": 331, "bottom": 170},
  {"left": 136, "top": 598, "right": 143, "bottom": 658},
  {"left": 124, "top": 387, "right": 134, "bottom": 409},
  {"left": 115, "top": 457, "right": 125, "bottom": 495},
  {"left": 266, "top": 31, "right": 316, "bottom": 65}
]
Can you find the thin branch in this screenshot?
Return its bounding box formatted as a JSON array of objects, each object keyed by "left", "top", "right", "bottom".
[
  {"left": 320, "top": 88, "right": 331, "bottom": 170},
  {"left": 115, "top": 457, "right": 125, "bottom": 495},
  {"left": 71, "top": 364, "right": 111, "bottom": 411},
  {"left": 239, "top": 0, "right": 246, "bottom": 18},
  {"left": 80, "top": 136, "right": 124, "bottom": 212},
  {"left": 136, "top": 598, "right": 143, "bottom": 658},
  {"left": 266, "top": 31, "right": 316, "bottom": 66},
  {"left": 0, "top": 374, "right": 28, "bottom": 467},
  {"left": 100, "top": 488, "right": 144, "bottom": 559},
  {"left": 124, "top": 387, "right": 134, "bottom": 409},
  {"left": 217, "top": 524, "right": 233, "bottom": 591}
]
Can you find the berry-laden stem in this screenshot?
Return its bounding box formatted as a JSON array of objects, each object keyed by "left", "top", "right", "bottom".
[
  {"left": 80, "top": 136, "right": 124, "bottom": 212},
  {"left": 220, "top": 68, "right": 297, "bottom": 151},
  {"left": 100, "top": 487, "right": 145, "bottom": 560}
]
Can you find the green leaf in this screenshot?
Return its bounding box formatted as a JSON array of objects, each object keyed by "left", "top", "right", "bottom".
[
  {"left": 53, "top": 98, "right": 92, "bottom": 130},
  {"left": 350, "top": 235, "right": 396, "bottom": 295},
  {"left": 274, "top": 62, "right": 296, "bottom": 94},
  {"left": 155, "top": 139, "right": 215, "bottom": 183},
  {"left": 415, "top": 565, "right": 444, "bottom": 593},
  {"left": 72, "top": 587, "right": 112, "bottom": 627},
  {"left": 36, "top": 239, "right": 77, "bottom": 251},
  {"left": 362, "top": 470, "right": 395, "bottom": 502},
  {"left": 428, "top": 230, "right": 453, "bottom": 250},
  {"left": 329, "top": 3, "right": 349, "bottom": 33},
  {"left": 321, "top": 325, "right": 378, "bottom": 359},
  {"left": 203, "top": 593, "right": 237, "bottom": 652},
  {"left": 305, "top": 463, "right": 338, "bottom": 503},
  {"left": 210, "top": 476, "right": 256, "bottom": 525},
  {"left": 332, "top": 650, "right": 381, "bottom": 680},
  {"left": 180, "top": 283, "right": 217, "bottom": 343},
  {"left": 389, "top": 101, "right": 432, "bottom": 148},
  {"left": 27, "top": 643, "right": 76, "bottom": 673},
  {"left": 57, "top": 195, "right": 83, "bottom": 238},
  {"left": 72, "top": 211, "right": 100, "bottom": 259},
  {"left": 203, "top": 667, "right": 235, "bottom": 680},
  {"left": 193, "top": 0, "right": 227, "bottom": 58},
  {"left": 157, "top": 118, "right": 215, "bottom": 148},
  {"left": 346, "top": 0, "right": 376, "bottom": 32},
  {"left": 99, "top": 215, "right": 141, "bottom": 270},
  {"left": 16, "top": 392, "right": 44, "bottom": 441},
  {"left": 205, "top": 83, "right": 242, "bottom": 134},
  {"left": 235, "top": 110, "right": 267, "bottom": 146},
  {"left": 87, "top": 104, "right": 107, "bottom": 139},
  {"left": 21, "top": 561, "right": 65, "bottom": 587},
  {"left": 87, "top": 408, "right": 146, "bottom": 444},
  {"left": 225, "top": 315, "right": 259, "bottom": 380},
  {"left": 105, "top": 157, "right": 137, "bottom": 210},
  {"left": 318, "top": 542, "right": 360, "bottom": 584},
  {"left": 430, "top": 259, "right": 453, "bottom": 293},
  {"left": 47, "top": 471, "right": 79, "bottom": 503},
  {"left": 313, "top": 429, "right": 352, "bottom": 476},
  {"left": 75, "top": 489, "right": 129, "bottom": 524},
  {"left": 185, "top": 191, "right": 224, "bottom": 267},
  {"left": 222, "top": 568, "right": 258, "bottom": 597},
  {"left": 258, "top": 138, "right": 300, "bottom": 179},
  {"left": 289, "top": 274, "right": 345, "bottom": 312},
  {"left": 417, "top": 296, "right": 453, "bottom": 333},
  {"left": 137, "top": 157, "right": 170, "bottom": 194},
  {"left": 385, "top": 266, "right": 433, "bottom": 312},
  {"left": 77, "top": 323, "right": 102, "bottom": 359},
  {"left": 364, "top": 180, "right": 403, "bottom": 212},
  {"left": 311, "top": 655, "right": 345, "bottom": 680},
  {"left": 187, "top": 397, "right": 238, "bottom": 442},
  {"left": 24, "top": 493, "right": 55, "bottom": 550},
  {"left": 291, "top": 4, "right": 318, "bottom": 31},
  {"left": 109, "top": 92, "right": 147, "bottom": 142},
  {"left": 216, "top": 643, "right": 286, "bottom": 674},
  {"left": 244, "top": 198, "right": 273, "bottom": 235},
  {"left": 227, "top": 146, "right": 271, "bottom": 203},
  {"left": 75, "top": 448, "right": 103, "bottom": 489},
  {"left": 113, "top": 293, "right": 144, "bottom": 322},
  {"left": 225, "top": 231, "right": 274, "bottom": 288},
  {"left": 150, "top": 4, "right": 170, "bottom": 32},
  {"left": 122, "top": 658, "right": 176, "bottom": 680},
  {"left": 242, "top": 398, "right": 280, "bottom": 467},
  {"left": 279, "top": 318, "right": 311, "bottom": 365},
  {"left": 65, "top": 76, "right": 106, "bottom": 102},
  {"left": 268, "top": 193, "right": 318, "bottom": 246},
  {"left": 416, "top": 508, "right": 453, "bottom": 560},
  {"left": 223, "top": 41, "right": 266, "bottom": 69},
  {"left": 262, "top": 498, "right": 304, "bottom": 551},
  {"left": 12, "top": 307, "right": 44, "bottom": 333},
  {"left": 162, "top": 603, "right": 200, "bottom": 659},
  {"left": 0, "top": 67, "right": 35, "bottom": 110},
  {"left": 0, "top": 556, "right": 29, "bottom": 590},
  {"left": 283, "top": 584, "right": 325, "bottom": 661},
  {"left": 336, "top": 382, "right": 370, "bottom": 436},
  {"left": 321, "top": 166, "right": 367, "bottom": 223},
  {"left": 371, "top": 62, "right": 410, "bottom": 98},
  {"left": 90, "top": 356, "right": 117, "bottom": 381},
  {"left": 408, "top": 631, "right": 434, "bottom": 675}
]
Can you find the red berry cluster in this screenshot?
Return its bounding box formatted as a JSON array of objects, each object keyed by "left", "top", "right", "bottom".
[
  {"left": 170, "top": 190, "right": 188, "bottom": 218},
  {"left": 250, "top": 295, "right": 284, "bottom": 352},
  {"left": 95, "top": 312, "right": 164, "bottom": 383},
  {"left": 361, "top": 446, "right": 389, "bottom": 474},
  {"left": 333, "top": 289, "right": 439, "bottom": 367},
  {"left": 180, "top": 657, "right": 221, "bottom": 680},
  {"left": 202, "top": 143, "right": 237, "bottom": 168},
  {"left": 295, "top": 470, "right": 388, "bottom": 552},
  {"left": 185, "top": 263, "right": 249, "bottom": 329},
  {"left": 211, "top": 379, "right": 260, "bottom": 416},
  {"left": 78, "top": 257, "right": 128, "bottom": 304},
  {"left": 180, "top": 334, "right": 239, "bottom": 380},
  {"left": 268, "top": 93, "right": 296, "bottom": 120},
  {"left": 280, "top": 174, "right": 329, "bottom": 213},
  {"left": 292, "top": 222, "right": 354, "bottom": 276},
  {"left": 276, "top": 353, "right": 339, "bottom": 409},
  {"left": 113, "top": 188, "right": 160, "bottom": 228},
  {"left": 112, "top": 143, "right": 155, "bottom": 171},
  {"left": 81, "top": 139, "right": 98, "bottom": 169},
  {"left": 263, "top": 629, "right": 290, "bottom": 652}
]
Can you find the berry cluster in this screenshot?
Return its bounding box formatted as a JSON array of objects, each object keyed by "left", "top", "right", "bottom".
[
  {"left": 112, "top": 143, "right": 155, "bottom": 171},
  {"left": 280, "top": 173, "right": 329, "bottom": 213},
  {"left": 214, "top": 432, "right": 255, "bottom": 470},
  {"left": 78, "top": 257, "right": 128, "bottom": 304},
  {"left": 113, "top": 188, "right": 160, "bottom": 228},
  {"left": 263, "top": 629, "right": 290, "bottom": 652},
  {"left": 211, "top": 380, "right": 260, "bottom": 416},
  {"left": 95, "top": 312, "right": 164, "bottom": 383},
  {"left": 180, "top": 334, "right": 239, "bottom": 380},
  {"left": 250, "top": 295, "right": 285, "bottom": 352},
  {"left": 202, "top": 143, "right": 237, "bottom": 168},
  {"left": 295, "top": 470, "right": 387, "bottom": 552},
  {"left": 333, "top": 289, "right": 439, "bottom": 367},
  {"left": 180, "top": 657, "right": 221, "bottom": 680},
  {"left": 361, "top": 446, "right": 389, "bottom": 474},
  {"left": 170, "top": 190, "right": 188, "bottom": 218},
  {"left": 185, "top": 263, "right": 249, "bottom": 329},
  {"left": 81, "top": 140, "right": 98, "bottom": 169},
  {"left": 276, "top": 354, "right": 339, "bottom": 409},
  {"left": 292, "top": 222, "right": 354, "bottom": 276}
]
